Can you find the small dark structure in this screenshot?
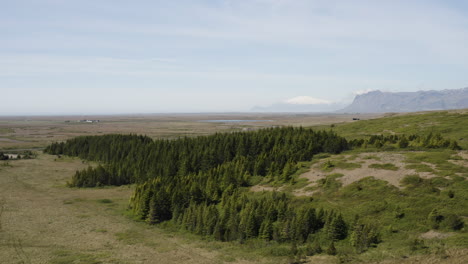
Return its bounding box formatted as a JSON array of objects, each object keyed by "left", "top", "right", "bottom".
[{"left": 352, "top": 118, "right": 360, "bottom": 121}]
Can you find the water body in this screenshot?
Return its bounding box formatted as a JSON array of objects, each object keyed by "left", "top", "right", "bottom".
[{"left": 199, "top": 120, "right": 273, "bottom": 123}]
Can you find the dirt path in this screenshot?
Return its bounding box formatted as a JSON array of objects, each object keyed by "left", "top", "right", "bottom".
[{"left": 0, "top": 154, "right": 255, "bottom": 264}]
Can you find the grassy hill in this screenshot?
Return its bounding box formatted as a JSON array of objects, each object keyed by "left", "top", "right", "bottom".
[
  {"left": 313, "top": 110, "right": 468, "bottom": 149},
  {"left": 271, "top": 109, "right": 468, "bottom": 263}
]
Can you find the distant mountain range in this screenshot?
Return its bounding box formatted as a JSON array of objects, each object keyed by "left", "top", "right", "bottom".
[
  {"left": 338, "top": 88, "right": 468, "bottom": 113},
  {"left": 252, "top": 88, "right": 468, "bottom": 113}
]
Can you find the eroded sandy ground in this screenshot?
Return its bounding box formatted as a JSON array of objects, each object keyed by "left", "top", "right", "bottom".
[{"left": 293, "top": 151, "right": 468, "bottom": 196}]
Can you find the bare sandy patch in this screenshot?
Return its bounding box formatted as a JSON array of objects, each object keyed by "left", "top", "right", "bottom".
[
  {"left": 250, "top": 185, "right": 278, "bottom": 192},
  {"left": 298, "top": 152, "right": 439, "bottom": 190},
  {"left": 450, "top": 151, "right": 468, "bottom": 168},
  {"left": 292, "top": 188, "right": 316, "bottom": 197},
  {"left": 420, "top": 230, "right": 454, "bottom": 239},
  {"left": 457, "top": 151, "right": 468, "bottom": 160}
]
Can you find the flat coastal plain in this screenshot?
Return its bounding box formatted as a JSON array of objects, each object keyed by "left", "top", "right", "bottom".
[{"left": 0, "top": 113, "right": 379, "bottom": 150}]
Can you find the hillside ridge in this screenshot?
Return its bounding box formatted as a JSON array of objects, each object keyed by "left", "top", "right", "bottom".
[{"left": 339, "top": 88, "right": 468, "bottom": 113}]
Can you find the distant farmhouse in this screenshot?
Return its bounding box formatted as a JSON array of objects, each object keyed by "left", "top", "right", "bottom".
[{"left": 77, "top": 120, "right": 100, "bottom": 123}]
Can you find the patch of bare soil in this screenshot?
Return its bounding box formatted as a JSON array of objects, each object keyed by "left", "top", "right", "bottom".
[
  {"left": 450, "top": 151, "right": 468, "bottom": 168},
  {"left": 457, "top": 151, "right": 468, "bottom": 160},
  {"left": 298, "top": 152, "right": 438, "bottom": 191},
  {"left": 292, "top": 189, "right": 316, "bottom": 197},
  {"left": 420, "top": 230, "right": 454, "bottom": 239},
  {"left": 250, "top": 185, "right": 279, "bottom": 192}
]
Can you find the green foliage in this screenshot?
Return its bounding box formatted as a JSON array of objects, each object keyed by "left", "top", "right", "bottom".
[
  {"left": 368, "top": 163, "right": 398, "bottom": 171},
  {"left": 441, "top": 214, "right": 464, "bottom": 231},
  {"left": 309, "top": 240, "right": 323, "bottom": 255},
  {"left": 318, "top": 173, "right": 343, "bottom": 191},
  {"left": 394, "top": 206, "right": 405, "bottom": 219},
  {"left": 350, "top": 218, "right": 381, "bottom": 253},
  {"left": 404, "top": 151, "right": 468, "bottom": 178},
  {"left": 333, "top": 161, "right": 362, "bottom": 170},
  {"left": 398, "top": 136, "right": 409, "bottom": 148},
  {"left": 97, "top": 199, "right": 112, "bottom": 204},
  {"left": 409, "top": 238, "right": 427, "bottom": 252},
  {"left": 447, "top": 190, "right": 455, "bottom": 198},
  {"left": 401, "top": 175, "right": 424, "bottom": 187},
  {"left": 46, "top": 127, "right": 349, "bottom": 187},
  {"left": 0, "top": 152, "right": 9, "bottom": 160},
  {"left": 326, "top": 242, "right": 337, "bottom": 255},
  {"left": 18, "top": 150, "right": 37, "bottom": 159},
  {"left": 322, "top": 160, "right": 335, "bottom": 170},
  {"left": 304, "top": 241, "right": 325, "bottom": 257},
  {"left": 325, "top": 213, "right": 348, "bottom": 241},
  {"left": 44, "top": 128, "right": 354, "bottom": 246},
  {"left": 312, "top": 111, "right": 468, "bottom": 149},
  {"left": 348, "top": 133, "right": 459, "bottom": 150}
]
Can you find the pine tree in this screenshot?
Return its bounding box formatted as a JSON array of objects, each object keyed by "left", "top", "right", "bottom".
[
  {"left": 327, "top": 214, "right": 348, "bottom": 241},
  {"left": 398, "top": 136, "right": 409, "bottom": 148},
  {"left": 259, "top": 219, "right": 273, "bottom": 240}
]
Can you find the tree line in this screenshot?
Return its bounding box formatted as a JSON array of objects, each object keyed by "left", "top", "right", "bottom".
[
  {"left": 45, "top": 127, "right": 355, "bottom": 248},
  {"left": 45, "top": 127, "right": 349, "bottom": 187},
  {"left": 348, "top": 133, "right": 461, "bottom": 150}
]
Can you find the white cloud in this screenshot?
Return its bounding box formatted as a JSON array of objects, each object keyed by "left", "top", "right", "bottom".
[
  {"left": 353, "top": 89, "right": 378, "bottom": 95},
  {"left": 285, "top": 96, "right": 332, "bottom": 105}
]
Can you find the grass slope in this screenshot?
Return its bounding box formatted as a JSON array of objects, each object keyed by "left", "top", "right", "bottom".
[
  {"left": 314, "top": 110, "right": 468, "bottom": 148},
  {"left": 291, "top": 110, "right": 468, "bottom": 262}
]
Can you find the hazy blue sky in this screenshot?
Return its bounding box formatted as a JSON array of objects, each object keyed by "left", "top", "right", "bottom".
[{"left": 2, "top": 0, "right": 468, "bottom": 114}]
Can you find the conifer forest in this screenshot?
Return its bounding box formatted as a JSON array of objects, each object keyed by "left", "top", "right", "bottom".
[{"left": 44, "top": 125, "right": 465, "bottom": 259}]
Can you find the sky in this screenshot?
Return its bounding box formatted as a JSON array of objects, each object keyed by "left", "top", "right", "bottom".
[{"left": 2, "top": 0, "right": 468, "bottom": 114}]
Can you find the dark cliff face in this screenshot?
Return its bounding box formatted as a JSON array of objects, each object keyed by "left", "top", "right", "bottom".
[{"left": 339, "top": 88, "right": 468, "bottom": 113}]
